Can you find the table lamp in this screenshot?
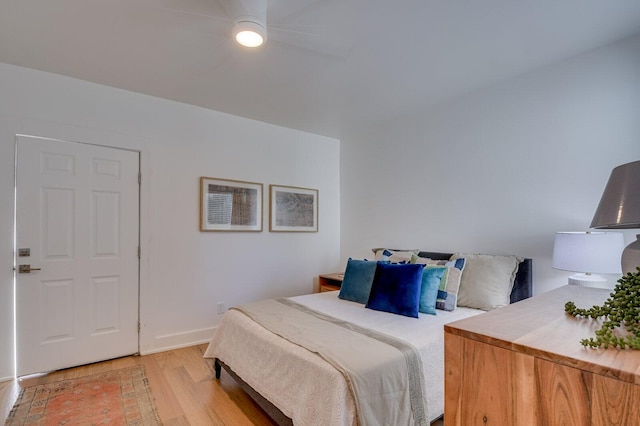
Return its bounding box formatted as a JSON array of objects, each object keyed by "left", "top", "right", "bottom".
[
  {"left": 590, "top": 160, "right": 640, "bottom": 274},
  {"left": 552, "top": 231, "right": 624, "bottom": 287}
]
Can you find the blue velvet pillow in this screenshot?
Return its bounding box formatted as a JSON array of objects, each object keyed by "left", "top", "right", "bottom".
[
  {"left": 418, "top": 267, "right": 445, "bottom": 315},
  {"left": 338, "top": 259, "right": 378, "bottom": 304},
  {"left": 366, "top": 263, "right": 424, "bottom": 318}
]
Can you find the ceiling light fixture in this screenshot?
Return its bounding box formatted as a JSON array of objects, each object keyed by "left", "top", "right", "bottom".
[{"left": 233, "top": 19, "right": 266, "bottom": 48}]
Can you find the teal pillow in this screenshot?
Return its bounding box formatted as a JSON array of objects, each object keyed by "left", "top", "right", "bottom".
[
  {"left": 366, "top": 263, "right": 423, "bottom": 318},
  {"left": 418, "top": 267, "right": 445, "bottom": 315},
  {"left": 338, "top": 259, "right": 378, "bottom": 304}
]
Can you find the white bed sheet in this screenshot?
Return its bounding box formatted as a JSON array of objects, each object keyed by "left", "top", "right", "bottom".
[{"left": 204, "top": 291, "right": 485, "bottom": 425}]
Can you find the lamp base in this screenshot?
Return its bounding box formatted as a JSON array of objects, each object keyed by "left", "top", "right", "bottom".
[
  {"left": 621, "top": 235, "right": 640, "bottom": 275},
  {"left": 568, "top": 273, "right": 609, "bottom": 288}
]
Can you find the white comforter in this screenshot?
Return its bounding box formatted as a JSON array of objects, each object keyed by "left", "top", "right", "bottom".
[{"left": 204, "top": 291, "right": 484, "bottom": 425}]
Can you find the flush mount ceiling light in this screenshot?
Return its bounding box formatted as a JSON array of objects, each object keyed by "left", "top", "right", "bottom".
[
  {"left": 160, "top": 0, "right": 351, "bottom": 57},
  {"left": 233, "top": 18, "right": 266, "bottom": 48}
]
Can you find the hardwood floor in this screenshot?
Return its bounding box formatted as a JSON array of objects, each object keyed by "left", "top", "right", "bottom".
[
  {"left": 0, "top": 344, "right": 275, "bottom": 425},
  {"left": 0, "top": 344, "right": 445, "bottom": 425}
]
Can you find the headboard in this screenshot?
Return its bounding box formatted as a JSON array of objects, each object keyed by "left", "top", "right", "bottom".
[{"left": 415, "top": 251, "right": 533, "bottom": 303}]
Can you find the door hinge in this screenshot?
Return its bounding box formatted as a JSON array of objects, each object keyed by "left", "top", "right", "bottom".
[
  {"left": 137, "top": 322, "right": 141, "bottom": 333},
  {"left": 137, "top": 246, "right": 141, "bottom": 259},
  {"left": 138, "top": 172, "right": 141, "bottom": 184}
]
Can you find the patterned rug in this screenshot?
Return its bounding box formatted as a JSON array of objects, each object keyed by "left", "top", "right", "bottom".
[{"left": 5, "top": 365, "right": 161, "bottom": 425}]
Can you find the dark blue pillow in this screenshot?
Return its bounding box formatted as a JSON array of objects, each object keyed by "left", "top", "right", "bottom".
[
  {"left": 338, "top": 259, "right": 378, "bottom": 304},
  {"left": 418, "top": 267, "right": 445, "bottom": 315},
  {"left": 366, "top": 263, "right": 424, "bottom": 318}
]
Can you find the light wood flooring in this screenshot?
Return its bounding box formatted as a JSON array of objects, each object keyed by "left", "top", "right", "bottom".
[
  {"left": 0, "top": 344, "right": 445, "bottom": 425},
  {"left": 0, "top": 344, "right": 276, "bottom": 425}
]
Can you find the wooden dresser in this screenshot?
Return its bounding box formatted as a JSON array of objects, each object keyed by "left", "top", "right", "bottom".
[{"left": 444, "top": 285, "right": 640, "bottom": 425}]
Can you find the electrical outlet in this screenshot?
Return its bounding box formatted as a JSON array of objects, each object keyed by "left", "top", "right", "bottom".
[{"left": 217, "top": 302, "right": 226, "bottom": 314}]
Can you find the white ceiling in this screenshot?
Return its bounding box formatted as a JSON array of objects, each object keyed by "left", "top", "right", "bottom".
[{"left": 1, "top": 0, "right": 640, "bottom": 138}]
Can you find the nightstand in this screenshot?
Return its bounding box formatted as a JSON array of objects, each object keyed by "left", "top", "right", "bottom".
[{"left": 318, "top": 273, "right": 344, "bottom": 292}]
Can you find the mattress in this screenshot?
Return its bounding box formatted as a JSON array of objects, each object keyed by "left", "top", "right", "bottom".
[{"left": 204, "top": 290, "right": 485, "bottom": 425}]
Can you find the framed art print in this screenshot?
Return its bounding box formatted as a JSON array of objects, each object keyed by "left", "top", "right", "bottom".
[
  {"left": 269, "top": 185, "right": 318, "bottom": 232},
  {"left": 200, "top": 177, "right": 263, "bottom": 232}
]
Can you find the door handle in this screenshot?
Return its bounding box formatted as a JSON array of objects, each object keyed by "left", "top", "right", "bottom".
[{"left": 17, "top": 264, "right": 41, "bottom": 273}]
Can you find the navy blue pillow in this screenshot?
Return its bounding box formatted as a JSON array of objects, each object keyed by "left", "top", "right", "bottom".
[
  {"left": 366, "top": 263, "right": 424, "bottom": 318},
  {"left": 418, "top": 267, "right": 445, "bottom": 315},
  {"left": 338, "top": 259, "right": 378, "bottom": 304}
]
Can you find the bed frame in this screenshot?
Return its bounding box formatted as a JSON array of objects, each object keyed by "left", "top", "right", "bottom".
[
  {"left": 215, "top": 358, "right": 293, "bottom": 425},
  {"left": 214, "top": 252, "right": 533, "bottom": 425}
]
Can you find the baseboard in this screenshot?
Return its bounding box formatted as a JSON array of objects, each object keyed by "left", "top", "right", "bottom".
[
  {"left": 141, "top": 326, "right": 216, "bottom": 355},
  {"left": 0, "top": 375, "right": 13, "bottom": 383}
]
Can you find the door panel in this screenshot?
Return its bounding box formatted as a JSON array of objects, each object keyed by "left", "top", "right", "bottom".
[
  {"left": 43, "top": 187, "right": 74, "bottom": 259},
  {"left": 41, "top": 278, "right": 74, "bottom": 343},
  {"left": 15, "top": 135, "right": 139, "bottom": 376}
]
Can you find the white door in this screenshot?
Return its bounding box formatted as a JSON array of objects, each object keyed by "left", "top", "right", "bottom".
[{"left": 15, "top": 135, "right": 140, "bottom": 376}]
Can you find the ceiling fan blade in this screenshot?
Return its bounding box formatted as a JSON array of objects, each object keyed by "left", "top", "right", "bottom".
[
  {"left": 144, "top": 0, "right": 230, "bottom": 23},
  {"left": 217, "top": 0, "right": 266, "bottom": 20},
  {"left": 268, "top": 25, "right": 352, "bottom": 58},
  {"left": 267, "top": 0, "right": 323, "bottom": 23}
]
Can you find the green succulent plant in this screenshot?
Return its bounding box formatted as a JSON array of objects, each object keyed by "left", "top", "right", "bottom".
[{"left": 564, "top": 267, "right": 640, "bottom": 349}]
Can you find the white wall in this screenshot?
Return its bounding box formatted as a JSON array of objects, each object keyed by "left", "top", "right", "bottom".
[
  {"left": 341, "top": 35, "right": 640, "bottom": 295},
  {"left": 0, "top": 63, "right": 341, "bottom": 380}
]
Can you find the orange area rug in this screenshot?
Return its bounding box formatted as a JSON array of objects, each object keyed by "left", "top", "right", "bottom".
[{"left": 5, "top": 365, "right": 160, "bottom": 425}]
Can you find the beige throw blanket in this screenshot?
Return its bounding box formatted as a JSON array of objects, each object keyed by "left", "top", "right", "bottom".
[{"left": 234, "top": 298, "right": 428, "bottom": 426}]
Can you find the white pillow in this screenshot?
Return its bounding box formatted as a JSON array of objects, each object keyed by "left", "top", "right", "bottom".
[{"left": 451, "top": 253, "right": 522, "bottom": 310}]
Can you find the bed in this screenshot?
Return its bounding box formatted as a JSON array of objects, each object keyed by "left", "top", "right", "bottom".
[{"left": 204, "top": 251, "right": 533, "bottom": 425}]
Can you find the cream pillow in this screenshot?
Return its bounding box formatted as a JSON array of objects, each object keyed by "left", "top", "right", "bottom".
[
  {"left": 451, "top": 253, "right": 522, "bottom": 310},
  {"left": 372, "top": 248, "right": 417, "bottom": 263}
]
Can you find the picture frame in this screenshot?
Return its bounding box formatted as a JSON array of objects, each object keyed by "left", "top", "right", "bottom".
[
  {"left": 200, "top": 177, "right": 263, "bottom": 232},
  {"left": 269, "top": 185, "right": 318, "bottom": 232}
]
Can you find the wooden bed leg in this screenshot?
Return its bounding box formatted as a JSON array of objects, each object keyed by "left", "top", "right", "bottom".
[{"left": 214, "top": 358, "right": 222, "bottom": 379}]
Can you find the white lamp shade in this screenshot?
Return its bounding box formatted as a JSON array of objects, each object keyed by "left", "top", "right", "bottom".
[{"left": 552, "top": 232, "right": 624, "bottom": 274}]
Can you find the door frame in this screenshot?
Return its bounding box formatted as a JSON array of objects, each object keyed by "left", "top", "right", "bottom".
[{"left": 11, "top": 131, "right": 151, "bottom": 377}]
